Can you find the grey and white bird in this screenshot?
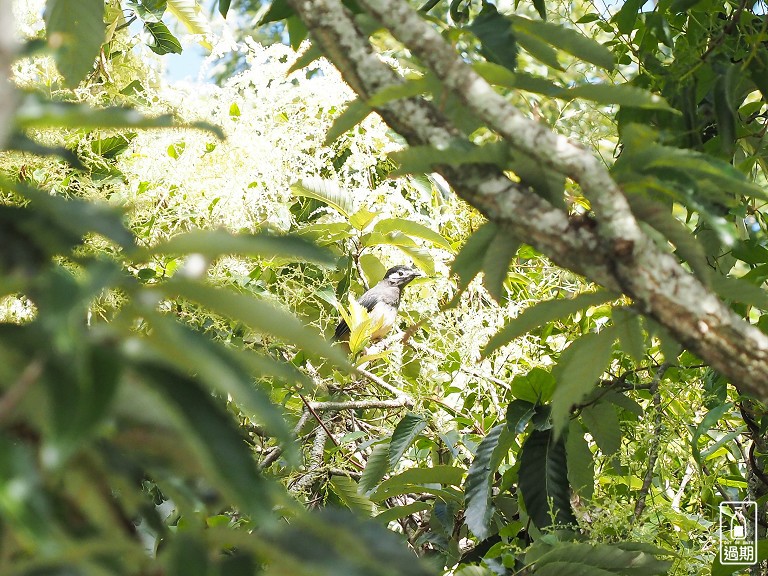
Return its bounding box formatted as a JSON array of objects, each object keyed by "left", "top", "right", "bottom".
[{"left": 334, "top": 265, "right": 422, "bottom": 342}]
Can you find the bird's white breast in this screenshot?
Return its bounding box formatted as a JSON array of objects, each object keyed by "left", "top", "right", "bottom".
[{"left": 369, "top": 300, "right": 399, "bottom": 340}]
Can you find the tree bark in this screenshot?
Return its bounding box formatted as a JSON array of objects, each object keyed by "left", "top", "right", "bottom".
[{"left": 285, "top": 0, "right": 768, "bottom": 398}]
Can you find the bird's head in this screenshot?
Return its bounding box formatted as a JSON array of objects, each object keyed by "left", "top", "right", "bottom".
[{"left": 381, "top": 265, "right": 422, "bottom": 287}]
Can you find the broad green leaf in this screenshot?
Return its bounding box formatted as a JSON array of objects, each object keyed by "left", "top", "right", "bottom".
[
  {"left": 138, "top": 313, "right": 299, "bottom": 452},
  {"left": 377, "top": 466, "right": 465, "bottom": 493},
  {"left": 691, "top": 403, "right": 733, "bottom": 466},
  {"left": 510, "top": 368, "right": 556, "bottom": 404},
  {"left": 713, "top": 64, "right": 738, "bottom": 157},
  {"left": 532, "top": 0, "right": 546, "bottom": 20},
  {"left": 565, "top": 420, "right": 594, "bottom": 499},
  {"left": 258, "top": 0, "right": 294, "bottom": 25},
  {"left": 670, "top": 0, "right": 704, "bottom": 11},
  {"left": 551, "top": 327, "right": 617, "bottom": 433},
  {"left": 511, "top": 15, "right": 614, "bottom": 70},
  {"left": 349, "top": 208, "right": 378, "bottom": 231},
  {"left": 166, "top": 0, "right": 212, "bottom": 50},
  {"left": 159, "top": 279, "right": 349, "bottom": 366},
  {"left": 141, "top": 364, "right": 270, "bottom": 515},
  {"left": 359, "top": 443, "right": 391, "bottom": 494},
  {"left": 389, "top": 141, "right": 508, "bottom": 176},
  {"left": 484, "top": 290, "right": 615, "bottom": 356},
  {"left": 389, "top": 413, "right": 427, "bottom": 468},
  {"left": 518, "top": 428, "right": 576, "bottom": 530},
  {"left": 370, "top": 482, "right": 463, "bottom": 503},
  {"left": 567, "top": 83, "right": 673, "bottom": 110},
  {"left": 611, "top": 0, "right": 645, "bottom": 34},
  {"left": 291, "top": 177, "right": 354, "bottom": 218},
  {"left": 288, "top": 43, "right": 323, "bottom": 74},
  {"left": 359, "top": 253, "right": 386, "bottom": 288},
  {"left": 612, "top": 308, "right": 645, "bottom": 363},
  {"left": 514, "top": 27, "right": 562, "bottom": 70},
  {"left": 165, "top": 534, "right": 209, "bottom": 576},
  {"left": 127, "top": 0, "right": 167, "bottom": 20},
  {"left": 481, "top": 229, "right": 519, "bottom": 302},
  {"left": 529, "top": 541, "right": 672, "bottom": 575},
  {"left": 152, "top": 229, "right": 335, "bottom": 266},
  {"left": 218, "top": 0, "right": 231, "bottom": 17},
  {"left": 286, "top": 15, "right": 307, "bottom": 49},
  {"left": 144, "top": 21, "right": 183, "bottom": 55},
  {"left": 580, "top": 402, "right": 621, "bottom": 456},
  {"left": 710, "top": 274, "right": 768, "bottom": 310},
  {"left": 451, "top": 222, "right": 497, "bottom": 291},
  {"left": 330, "top": 476, "right": 375, "bottom": 516},
  {"left": 45, "top": 0, "right": 105, "bottom": 88},
  {"left": 464, "top": 424, "right": 515, "bottom": 539},
  {"left": 7, "top": 179, "right": 135, "bottom": 250},
  {"left": 325, "top": 99, "right": 373, "bottom": 145},
  {"left": 393, "top": 244, "right": 435, "bottom": 276},
  {"left": 469, "top": 2, "right": 518, "bottom": 73},
  {"left": 374, "top": 502, "right": 431, "bottom": 524},
  {"left": 15, "top": 94, "right": 224, "bottom": 138},
  {"left": 90, "top": 133, "right": 136, "bottom": 158},
  {"left": 372, "top": 218, "right": 452, "bottom": 250},
  {"left": 508, "top": 147, "right": 566, "bottom": 208},
  {"left": 506, "top": 399, "right": 536, "bottom": 434},
  {"left": 367, "top": 77, "right": 433, "bottom": 107}
]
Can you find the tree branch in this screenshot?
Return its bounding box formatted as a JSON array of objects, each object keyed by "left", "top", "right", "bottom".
[{"left": 287, "top": 0, "right": 768, "bottom": 398}]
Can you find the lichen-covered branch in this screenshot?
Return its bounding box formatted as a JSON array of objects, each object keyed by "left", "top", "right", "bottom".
[
  {"left": 287, "top": 0, "right": 768, "bottom": 397},
  {"left": 0, "top": 2, "right": 18, "bottom": 149}
]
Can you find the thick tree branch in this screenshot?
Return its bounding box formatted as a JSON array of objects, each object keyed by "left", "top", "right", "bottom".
[{"left": 288, "top": 0, "right": 768, "bottom": 398}]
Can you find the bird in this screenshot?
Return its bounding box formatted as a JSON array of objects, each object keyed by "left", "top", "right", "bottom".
[{"left": 334, "top": 265, "right": 422, "bottom": 342}]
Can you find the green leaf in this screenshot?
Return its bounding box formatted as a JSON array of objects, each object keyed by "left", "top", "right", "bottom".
[
  {"left": 532, "top": 0, "right": 546, "bottom": 20},
  {"left": 144, "top": 21, "right": 183, "bottom": 55},
  {"left": 141, "top": 364, "right": 270, "bottom": 515},
  {"left": 325, "top": 99, "right": 373, "bottom": 145},
  {"left": 368, "top": 77, "right": 434, "bottom": 107},
  {"left": 166, "top": 0, "right": 212, "bottom": 50},
  {"left": 464, "top": 424, "right": 515, "bottom": 539},
  {"left": 529, "top": 541, "right": 672, "bottom": 575},
  {"left": 713, "top": 65, "right": 737, "bottom": 157},
  {"left": 565, "top": 419, "right": 594, "bottom": 499},
  {"left": 165, "top": 534, "right": 209, "bottom": 576},
  {"left": 258, "top": 0, "right": 294, "bottom": 25},
  {"left": 90, "top": 132, "right": 136, "bottom": 158},
  {"left": 612, "top": 308, "right": 645, "bottom": 363},
  {"left": 551, "top": 327, "right": 617, "bottom": 434},
  {"left": 218, "top": 0, "right": 232, "bottom": 17},
  {"left": 484, "top": 290, "right": 615, "bottom": 356},
  {"left": 389, "top": 141, "right": 508, "bottom": 176},
  {"left": 514, "top": 27, "right": 562, "bottom": 70},
  {"left": 611, "top": 0, "right": 644, "bottom": 34},
  {"left": 374, "top": 502, "right": 431, "bottom": 524},
  {"left": 127, "top": 0, "right": 168, "bottom": 20},
  {"left": 45, "top": 0, "right": 105, "bottom": 88},
  {"left": 511, "top": 15, "right": 614, "bottom": 70},
  {"left": 580, "top": 402, "right": 621, "bottom": 456},
  {"left": 506, "top": 399, "right": 537, "bottom": 434},
  {"left": 393, "top": 244, "right": 435, "bottom": 277},
  {"left": 330, "top": 476, "right": 375, "bottom": 516},
  {"left": 158, "top": 279, "right": 349, "bottom": 366},
  {"left": 567, "top": 83, "right": 673, "bottom": 110},
  {"left": 139, "top": 314, "right": 299, "bottom": 453},
  {"left": 359, "top": 254, "right": 386, "bottom": 288},
  {"left": 359, "top": 443, "right": 390, "bottom": 494},
  {"left": 152, "top": 229, "right": 335, "bottom": 266},
  {"left": 389, "top": 413, "right": 427, "bottom": 468},
  {"left": 468, "top": 2, "right": 518, "bottom": 73},
  {"left": 518, "top": 428, "right": 576, "bottom": 530},
  {"left": 627, "top": 194, "right": 710, "bottom": 284},
  {"left": 15, "top": 94, "right": 224, "bottom": 138},
  {"left": 510, "top": 368, "right": 556, "bottom": 404},
  {"left": 372, "top": 218, "right": 452, "bottom": 251},
  {"left": 379, "top": 465, "right": 465, "bottom": 489},
  {"left": 288, "top": 43, "right": 323, "bottom": 74},
  {"left": 451, "top": 222, "right": 497, "bottom": 291},
  {"left": 481, "top": 229, "right": 519, "bottom": 303},
  {"left": 691, "top": 403, "right": 732, "bottom": 466},
  {"left": 710, "top": 274, "right": 768, "bottom": 310},
  {"left": 291, "top": 177, "right": 354, "bottom": 218}
]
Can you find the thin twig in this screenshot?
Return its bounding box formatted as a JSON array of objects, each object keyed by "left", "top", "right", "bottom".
[
  {"left": 309, "top": 398, "right": 412, "bottom": 411},
  {"left": 354, "top": 366, "right": 414, "bottom": 407},
  {"left": 633, "top": 363, "right": 669, "bottom": 522}
]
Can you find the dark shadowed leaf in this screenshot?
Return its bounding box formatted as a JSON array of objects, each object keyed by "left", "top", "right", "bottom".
[
  {"left": 451, "top": 222, "right": 497, "bottom": 291},
  {"left": 484, "top": 290, "right": 615, "bottom": 356},
  {"left": 469, "top": 2, "right": 518, "bottom": 73},
  {"left": 691, "top": 403, "right": 733, "bottom": 466},
  {"left": 518, "top": 428, "right": 576, "bottom": 530},
  {"left": 464, "top": 424, "right": 514, "bottom": 539},
  {"left": 325, "top": 98, "right": 373, "bottom": 145},
  {"left": 528, "top": 541, "right": 672, "bottom": 575},
  {"left": 359, "top": 443, "right": 390, "bottom": 494},
  {"left": 612, "top": 307, "right": 646, "bottom": 363},
  {"left": 580, "top": 402, "right": 621, "bottom": 456},
  {"left": 389, "top": 413, "right": 427, "bottom": 468},
  {"left": 551, "top": 327, "right": 617, "bottom": 433},
  {"left": 481, "top": 229, "right": 519, "bottom": 302},
  {"left": 144, "top": 21, "right": 183, "bottom": 55},
  {"left": 565, "top": 419, "right": 594, "bottom": 499},
  {"left": 45, "top": 0, "right": 104, "bottom": 88},
  {"left": 330, "top": 476, "right": 375, "bottom": 516},
  {"left": 506, "top": 399, "right": 536, "bottom": 434}
]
